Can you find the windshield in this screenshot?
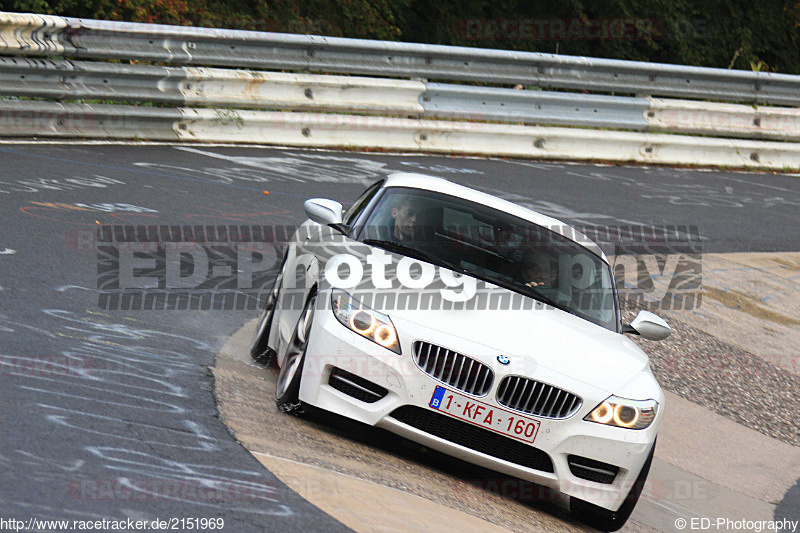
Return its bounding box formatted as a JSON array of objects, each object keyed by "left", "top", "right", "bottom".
[{"left": 356, "top": 186, "right": 619, "bottom": 331}]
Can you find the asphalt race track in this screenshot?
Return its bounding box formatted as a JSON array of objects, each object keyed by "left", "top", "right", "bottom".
[{"left": 1, "top": 143, "right": 798, "bottom": 532}]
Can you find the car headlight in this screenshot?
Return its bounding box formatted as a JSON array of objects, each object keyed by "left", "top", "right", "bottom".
[
  {"left": 331, "top": 290, "right": 401, "bottom": 354},
  {"left": 584, "top": 396, "right": 658, "bottom": 430}
]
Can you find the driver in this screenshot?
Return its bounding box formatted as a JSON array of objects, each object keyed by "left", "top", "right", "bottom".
[{"left": 391, "top": 197, "right": 420, "bottom": 242}]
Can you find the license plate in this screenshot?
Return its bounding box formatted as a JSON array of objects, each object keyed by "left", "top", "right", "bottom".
[{"left": 429, "top": 386, "right": 540, "bottom": 444}]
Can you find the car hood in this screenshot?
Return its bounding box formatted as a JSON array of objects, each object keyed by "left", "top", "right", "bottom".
[
  {"left": 387, "top": 300, "right": 649, "bottom": 394},
  {"left": 312, "top": 238, "right": 648, "bottom": 393}
]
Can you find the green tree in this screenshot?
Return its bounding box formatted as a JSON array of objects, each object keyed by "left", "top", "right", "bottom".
[{"left": 1, "top": 0, "right": 798, "bottom": 73}]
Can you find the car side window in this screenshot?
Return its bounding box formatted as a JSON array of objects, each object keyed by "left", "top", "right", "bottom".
[{"left": 343, "top": 180, "right": 383, "bottom": 226}]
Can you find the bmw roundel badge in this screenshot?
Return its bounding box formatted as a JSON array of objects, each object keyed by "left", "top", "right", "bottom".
[{"left": 497, "top": 355, "right": 510, "bottom": 365}]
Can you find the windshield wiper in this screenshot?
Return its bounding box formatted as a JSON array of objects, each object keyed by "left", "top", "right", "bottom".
[
  {"left": 479, "top": 275, "right": 576, "bottom": 315},
  {"left": 524, "top": 287, "right": 573, "bottom": 314},
  {"left": 361, "top": 239, "right": 468, "bottom": 274}
]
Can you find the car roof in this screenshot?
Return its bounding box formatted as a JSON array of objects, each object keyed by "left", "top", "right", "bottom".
[{"left": 383, "top": 172, "right": 608, "bottom": 262}]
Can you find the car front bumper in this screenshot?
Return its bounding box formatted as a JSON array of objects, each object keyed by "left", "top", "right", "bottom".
[{"left": 297, "top": 295, "right": 662, "bottom": 512}]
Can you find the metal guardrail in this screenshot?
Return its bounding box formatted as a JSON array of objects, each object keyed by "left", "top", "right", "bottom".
[
  {"left": 4, "top": 55, "right": 800, "bottom": 140},
  {"left": 0, "top": 11, "right": 799, "bottom": 169},
  {"left": 423, "top": 83, "right": 649, "bottom": 129},
  {"left": 2, "top": 12, "right": 800, "bottom": 105},
  {"left": 0, "top": 100, "right": 180, "bottom": 139},
  {"left": 3, "top": 99, "right": 798, "bottom": 171},
  {"left": 0, "top": 56, "right": 648, "bottom": 130},
  {"left": 0, "top": 56, "right": 426, "bottom": 115}
]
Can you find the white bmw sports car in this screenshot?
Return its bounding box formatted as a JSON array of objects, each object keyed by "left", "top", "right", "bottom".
[{"left": 251, "top": 172, "right": 670, "bottom": 531}]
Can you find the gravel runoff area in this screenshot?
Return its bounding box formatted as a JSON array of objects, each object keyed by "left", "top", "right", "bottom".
[{"left": 623, "top": 308, "right": 800, "bottom": 447}]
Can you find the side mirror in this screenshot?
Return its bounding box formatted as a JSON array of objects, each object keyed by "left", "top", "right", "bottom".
[
  {"left": 304, "top": 198, "right": 343, "bottom": 226},
  {"left": 624, "top": 310, "right": 671, "bottom": 341}
]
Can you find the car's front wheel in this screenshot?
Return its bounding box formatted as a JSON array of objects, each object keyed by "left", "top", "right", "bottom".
[
  {"left": 569, "top": 441, "right": 656, "bottom": 532},
  {"left": 275, "top": 291, "right": 316, "bottom": 416},
  {"left": 250, "top": 259, "right": 285, "bottom": 365}
]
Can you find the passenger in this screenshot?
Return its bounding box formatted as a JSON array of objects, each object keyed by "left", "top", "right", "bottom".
[{"left": 521, "top": 251, "right": 556, "bottom": 288}]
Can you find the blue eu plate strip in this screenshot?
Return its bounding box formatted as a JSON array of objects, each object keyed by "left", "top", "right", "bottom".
[{"left": 429, "top": 386, "right": 445, "bottom": 409}]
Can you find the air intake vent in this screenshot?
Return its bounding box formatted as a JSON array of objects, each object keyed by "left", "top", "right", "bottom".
[
  {"left": 568, "top": 455, "right": 619, "bottom": 484},
  {"left": 391, "top": 406, "right": 554, "bottom": 473},
  {"left": 412, "top": 341, "right": 493, "bottom": 396},
  {"left": 328, "top": 367, "right": 388, "bottom": 403},
  {"left": 496, "top": 376, "right": 581, "bottom": 419}
]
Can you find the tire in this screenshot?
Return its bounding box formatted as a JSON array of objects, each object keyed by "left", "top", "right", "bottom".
[
  {"left": 569, "top": 441, "right": 656, "bottom": 532},
  {"left": 275, "top": 291, "right": 316, "bottom": 416},
  {"left": 250, "top": 259, "right": 284, "bottom": 366}
]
